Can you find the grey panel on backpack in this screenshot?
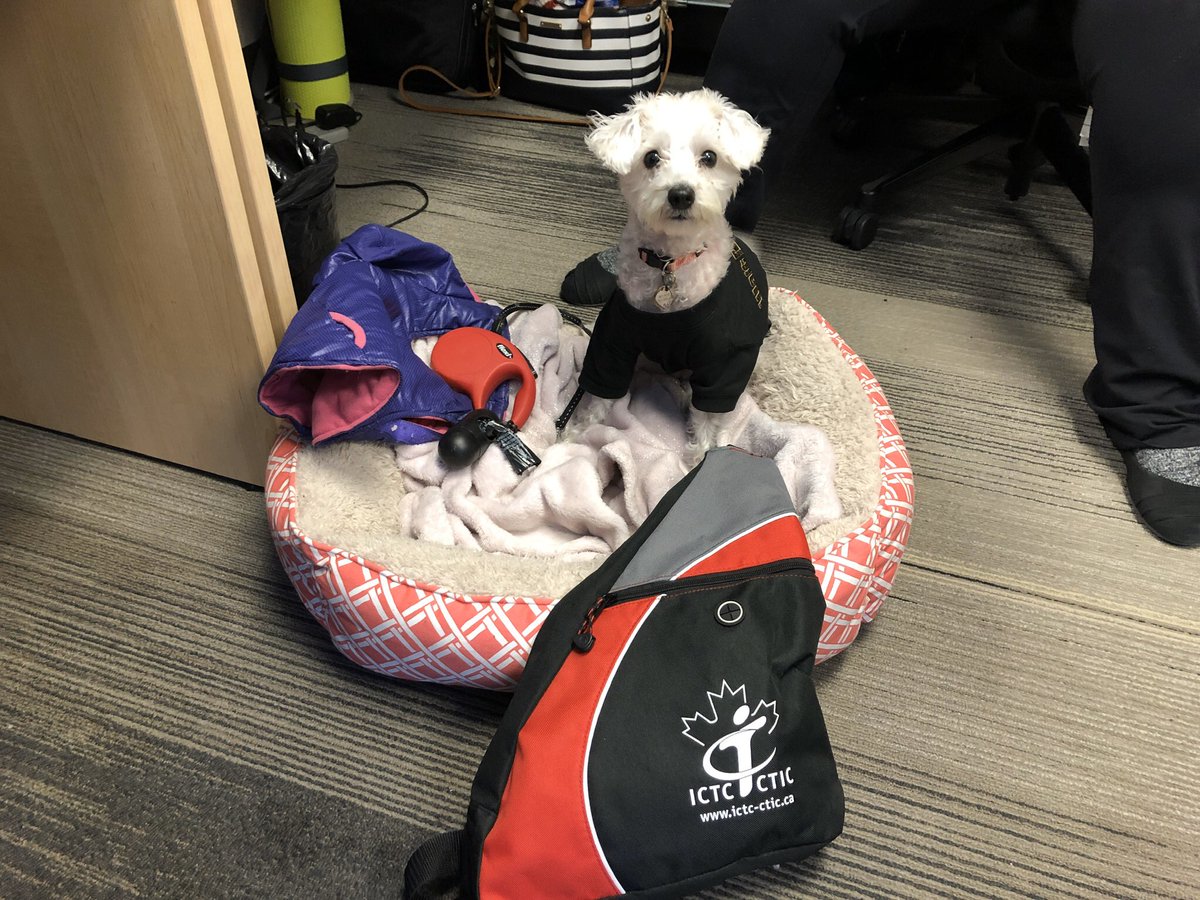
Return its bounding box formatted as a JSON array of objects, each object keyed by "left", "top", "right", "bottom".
[{"left": 611, "top": 448, "right": 799, "bottom": 592}]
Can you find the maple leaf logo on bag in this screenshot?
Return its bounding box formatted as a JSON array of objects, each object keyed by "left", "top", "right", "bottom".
[{"left": 682, "top": 682, "right": 795, "bottom": 813}]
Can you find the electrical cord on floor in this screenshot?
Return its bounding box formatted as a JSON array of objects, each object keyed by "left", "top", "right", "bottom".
[{"left": 336, "top": 179, "right": 430, "bottom": 227}]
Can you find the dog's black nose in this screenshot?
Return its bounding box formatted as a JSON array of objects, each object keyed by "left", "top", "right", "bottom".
[{"left": 667, "top": 185, "right": 695, "bottom": 211}]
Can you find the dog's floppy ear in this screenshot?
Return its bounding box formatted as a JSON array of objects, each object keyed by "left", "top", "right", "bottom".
[
  {"left": 706, "top": 89, "right": 771, "bottom": 172},
  {"left": 585, "top": 99, "right": 647, "bottom": 175}
]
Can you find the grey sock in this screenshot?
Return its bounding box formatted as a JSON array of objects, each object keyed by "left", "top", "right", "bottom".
[
  {"left": 1135, "top": 447, "right": 1200, "bottom": 487},
  {"left": 597, "top": 246, "right": 619, "bottom": 275}
]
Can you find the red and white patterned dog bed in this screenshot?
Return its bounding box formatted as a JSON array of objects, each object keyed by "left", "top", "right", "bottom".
[{"left": 266, "top": 292, "right": 914, "bottom": 690}]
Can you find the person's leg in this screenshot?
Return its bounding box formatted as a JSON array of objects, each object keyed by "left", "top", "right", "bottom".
[
  {"left": 1072, "top": 0, "right": 1200, "bottom": 545},
  {"left": 704, "top": 0, "right": 1013, "bottom": 231}
]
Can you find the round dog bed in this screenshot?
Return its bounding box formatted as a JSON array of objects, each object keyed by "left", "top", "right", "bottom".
[{"left": 266, "top": 289, "right": 913, "bottom": 690}]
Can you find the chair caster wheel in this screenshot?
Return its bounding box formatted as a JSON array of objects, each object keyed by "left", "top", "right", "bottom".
[{"left": 833, "top": 205, "right": 878, "bottom": 251}]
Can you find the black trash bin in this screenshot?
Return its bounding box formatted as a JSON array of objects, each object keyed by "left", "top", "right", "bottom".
[{"left": 263, "top": 119, "right": 340, "bottom": 305}]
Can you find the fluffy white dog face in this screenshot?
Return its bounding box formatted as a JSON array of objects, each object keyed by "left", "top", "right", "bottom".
[{"left": 586, "top": 89, "right": 770, "bottom": 236}]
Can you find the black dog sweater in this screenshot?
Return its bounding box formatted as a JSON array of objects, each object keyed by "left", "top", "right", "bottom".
[{"left": 579, "top": 239, "right": 770, "bottom": 413}]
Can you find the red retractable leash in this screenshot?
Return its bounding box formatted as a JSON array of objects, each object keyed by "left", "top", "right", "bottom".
[
  {"left": 429, "top": 303, "right": 592, "bottom": 472},
  {"left": 429, "top": 303, "right": 593, "bottom": 474},
  {"left": 430, "top": 327, "right": 537, "bottom": 429},
  {"left": 429, "top": 326, "right": 540, "bottom": 473}
]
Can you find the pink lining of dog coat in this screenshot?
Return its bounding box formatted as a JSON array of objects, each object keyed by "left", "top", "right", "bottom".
[{"left": 260, "top": 365, "right": 400, "bottom": 444}]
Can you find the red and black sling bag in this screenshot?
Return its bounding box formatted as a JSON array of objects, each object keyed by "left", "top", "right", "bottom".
[{"left": 405, "top": 447, "right": 845, "bottom": 899}]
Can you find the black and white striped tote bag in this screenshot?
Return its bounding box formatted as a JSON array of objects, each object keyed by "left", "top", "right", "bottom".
[{"left": 491, "top": 0, "right": 670, "bottom": 115}]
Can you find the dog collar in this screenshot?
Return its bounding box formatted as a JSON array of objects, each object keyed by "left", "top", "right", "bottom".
[
  {"left": 640, "top": 246, "right": 706, "bottom": 308},
  {"left": 638, "top": 246, "right": 706, "bottom": 273}
]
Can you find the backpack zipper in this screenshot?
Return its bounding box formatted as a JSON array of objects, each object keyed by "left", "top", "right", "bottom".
[{"left": 572, "top": 557, "right": 815, "bottom": 652}]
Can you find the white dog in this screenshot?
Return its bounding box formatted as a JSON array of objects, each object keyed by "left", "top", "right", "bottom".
[{"left": 570, "top": 88, "right": 772, "bottom": 457}]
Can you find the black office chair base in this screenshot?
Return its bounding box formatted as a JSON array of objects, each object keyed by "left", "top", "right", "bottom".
[{"left": 831, "top": 102, "right": 1091, "bottom": 251}]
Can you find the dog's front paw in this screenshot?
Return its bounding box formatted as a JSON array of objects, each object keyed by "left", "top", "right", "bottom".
[{"left": 685, "top": 409, "right": 733, "bottom": 465}]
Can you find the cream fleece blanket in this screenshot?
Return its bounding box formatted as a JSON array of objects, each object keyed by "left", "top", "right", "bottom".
[{"left": 391, "top": 303, "right": 842, "bottom": 561}]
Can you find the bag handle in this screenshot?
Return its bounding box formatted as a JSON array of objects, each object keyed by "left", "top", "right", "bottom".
[
  {"left": 396, "top": 0, "right": 674, "bottom": 127},
  {"left": 657, "top": 5, "right": 675, "bottom": 93},
  {"left": 398, "top": 66, "right": 591, "bottom": 126},
  {"left": 514, "top": 0, "right": 530, "bottom": 43},
  {"left": 579, "top": 0, "right": 595, "bottom": 50}
]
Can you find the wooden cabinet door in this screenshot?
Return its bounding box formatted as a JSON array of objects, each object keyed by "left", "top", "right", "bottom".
[{"left": 0, "top": 0, "right": 295, "bottom": 485}]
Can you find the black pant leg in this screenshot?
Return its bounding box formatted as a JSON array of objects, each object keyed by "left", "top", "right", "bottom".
[
  {"left": 703, "top": 0, "right": 1014, "bottom": 230},
  {"left": 1072, "top": 0, "right": 1200, "bottom": 449}
]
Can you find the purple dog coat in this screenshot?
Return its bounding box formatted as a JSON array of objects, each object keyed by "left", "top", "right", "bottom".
[{"left": 259, "top": 225, "right": 507, "bottom": 445}]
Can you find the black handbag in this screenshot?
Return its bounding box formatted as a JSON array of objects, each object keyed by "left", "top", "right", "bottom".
[
  {"left": 404, "top": 448, "right": 844, "bottom": 899},
  {"left": 492, "top": 0, "right": 672, "bottom": 115},
  {"left": 341, "top": 0, "right": 488, "bottom": 92}
]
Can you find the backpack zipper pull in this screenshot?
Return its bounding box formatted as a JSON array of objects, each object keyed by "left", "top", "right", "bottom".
[
  {"left": 573, "top": 594, "right": 608, "bottom": 652},
  {"left": 572, "top": 578, "right": 673, "bottom": 652}
]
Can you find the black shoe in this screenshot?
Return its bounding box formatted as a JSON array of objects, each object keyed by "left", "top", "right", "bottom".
[
  {"left": 560, "top": 249, "right": 618, "bottom": 307},
  {"left": 724, "top": 168, "right": 765, "bottom": 234},
  {"left": 1120, "top": 451, "right": 1200, "bottom": 548}
]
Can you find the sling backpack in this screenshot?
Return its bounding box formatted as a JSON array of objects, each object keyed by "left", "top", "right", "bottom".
[{"left": 406, "top": 447, "right": 845, "bottom": 899}]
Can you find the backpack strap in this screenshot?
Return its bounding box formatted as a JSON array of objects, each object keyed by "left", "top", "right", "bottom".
[{"left": 404, "top": 829, "right": 464, "bottom": 899}]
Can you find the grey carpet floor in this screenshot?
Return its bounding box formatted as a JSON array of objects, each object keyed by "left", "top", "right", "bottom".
[{"left": 1, "top": 81, "right": 1197, "bottom": 898}]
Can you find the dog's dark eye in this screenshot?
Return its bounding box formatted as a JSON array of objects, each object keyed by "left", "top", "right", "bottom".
[
  {"left": 699, "top": 150, "right": 718, "bottom": 168},
  {"left": 643, "top": 150, "right": 661, "bottom": 169}
]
